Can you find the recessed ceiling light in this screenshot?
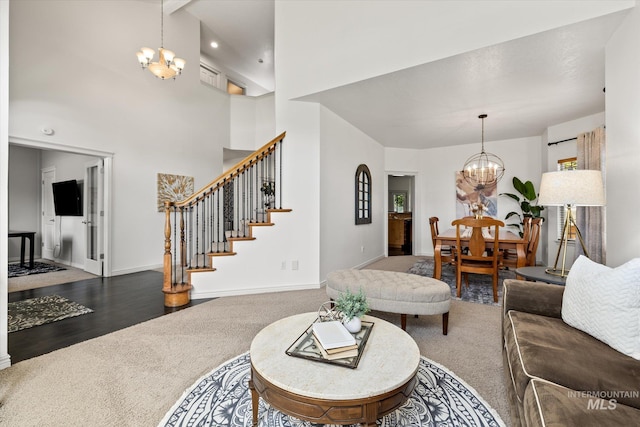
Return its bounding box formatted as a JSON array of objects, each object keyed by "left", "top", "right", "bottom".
[{"left": 210, "top": 41, "right": 219, "bottom": 49}]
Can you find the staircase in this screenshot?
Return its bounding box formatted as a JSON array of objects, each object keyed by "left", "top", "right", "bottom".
[{"left": 162, "top": 132, "right": 290, "bottom": 307}]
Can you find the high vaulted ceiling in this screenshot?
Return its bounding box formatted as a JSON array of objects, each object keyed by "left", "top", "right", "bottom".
[{"left": 178, "top": 0, "right": 629, "bottom": 149}]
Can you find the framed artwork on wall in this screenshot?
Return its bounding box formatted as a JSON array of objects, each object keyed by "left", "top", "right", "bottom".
[
  {"left": 157, "top": 173, "right": 194, "bottom": 212},
  {"left": 455, "top": 171, "right": 497, "bottom": 218}
]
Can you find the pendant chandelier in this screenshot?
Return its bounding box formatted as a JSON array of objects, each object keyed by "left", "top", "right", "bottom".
[
  {"left": 462, "top": 114, "right": 505, "bottom": 189},
  {"left": 136, "top": 0, "right": 185, "bottom": 80}
]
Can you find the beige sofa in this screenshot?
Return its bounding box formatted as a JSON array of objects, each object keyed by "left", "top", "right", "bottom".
[{"left": 502, "top": 279, "right": 640, "bottom": 426}]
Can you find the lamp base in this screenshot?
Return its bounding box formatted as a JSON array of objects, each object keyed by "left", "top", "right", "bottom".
[{"left": 545, "top": 267, "right": 569, "bottom": 278}]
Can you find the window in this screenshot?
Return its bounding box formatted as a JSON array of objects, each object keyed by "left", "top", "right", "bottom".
[
  {"left": 557, "top": 157, "right": 577, "bottom": 240},
  {"left": 355, "top": 164, "right": 372, "bottom": 224},
  {"left": 200, "top": 64, "right": 220, "bottom": 89},
  {"left": 227, "top": 79, "right": 245, "bottom": 95},
  {"left": 390, "top": 191, "right": 407, "bottom": 213}
]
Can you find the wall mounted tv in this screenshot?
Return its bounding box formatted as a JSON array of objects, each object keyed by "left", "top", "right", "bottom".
[{"left": 52, "top": 179, "right": 83, "bottom": 216}]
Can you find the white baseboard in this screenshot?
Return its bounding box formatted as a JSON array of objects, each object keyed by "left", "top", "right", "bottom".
[
  {"left": 354, "top": 254, "right": 385, "bottom": 270},
  {"left": 111, "top": 263, "right": 163, "bottom": 276},
  {"left": 191, "top": 282, "right": 320, "bottom": 299}
]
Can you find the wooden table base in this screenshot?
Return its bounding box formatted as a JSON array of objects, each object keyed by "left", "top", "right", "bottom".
[{"left": 249, "top": 365, "right": 417, "bottom": 426}]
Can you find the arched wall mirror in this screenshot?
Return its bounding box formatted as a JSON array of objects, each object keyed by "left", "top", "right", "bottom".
[{"left": 355, "top": 164, "right": 372, "bottom": 225}]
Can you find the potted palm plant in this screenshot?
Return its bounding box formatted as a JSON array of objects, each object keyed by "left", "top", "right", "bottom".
[
  {"left": 500, "top": 176, "right": 545, "bottom": 237},
  {"left": 335, "top": 288, "right": 370, "bottom": 333}
]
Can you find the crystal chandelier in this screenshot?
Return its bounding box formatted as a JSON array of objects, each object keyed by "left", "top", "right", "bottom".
[
  {"left": 462, "top": 114, "right": 505, "bottom": 189},
  {"left": 136, "top": 0, "right": 185, "bottom": 80}
]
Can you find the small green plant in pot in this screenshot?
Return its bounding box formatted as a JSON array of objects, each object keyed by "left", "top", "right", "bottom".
[
  {"left": 335, "top": 288, "right": 370, "bottom": 333},
  {"left": 500, "top": 176, "right": 545, "bottom": 237}
]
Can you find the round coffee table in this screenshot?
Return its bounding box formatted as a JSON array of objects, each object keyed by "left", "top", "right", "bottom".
[{"left": 249, "top": 312, "right": 420, "bottom": 426}]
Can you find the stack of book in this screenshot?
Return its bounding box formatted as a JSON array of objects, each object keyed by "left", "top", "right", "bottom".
[{"left": 312, "top": 320, "right": 358, "bottom": 360}]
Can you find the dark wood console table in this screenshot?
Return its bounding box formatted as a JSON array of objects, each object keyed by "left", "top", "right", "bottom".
[{"left": 9, "top": 230, "right": 36, "bottom": 269}]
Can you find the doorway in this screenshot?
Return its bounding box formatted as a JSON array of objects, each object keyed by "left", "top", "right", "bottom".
[
  {"left": 387, "top": 175, "right": 415, "bottom": 256},
  {"left": 11, "top": 139, "right": 112, "bottom": 276}
]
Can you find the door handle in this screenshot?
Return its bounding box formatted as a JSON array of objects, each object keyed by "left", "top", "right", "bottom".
[
  {"left": 49, "top": 219, "right": 55, "bottom": 222},
  {"left": 82, "top": 220, "right": 92, "bottom": 225}
]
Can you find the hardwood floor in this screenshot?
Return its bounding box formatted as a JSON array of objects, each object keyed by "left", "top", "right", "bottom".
[{"left": 8, "top": 271, "right": 212, "bottom": 364}]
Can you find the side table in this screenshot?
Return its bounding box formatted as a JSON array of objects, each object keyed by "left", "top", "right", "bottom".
[{"left": 515, "top": 266, "right": 566, "bottom": 285}]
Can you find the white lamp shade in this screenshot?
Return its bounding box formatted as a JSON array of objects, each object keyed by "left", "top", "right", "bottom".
[
  {"left": 538, "top": 170, "right": 605, "bottom": 206},
  {"left": 141, "top": 47, "right": 155, "bottom": 60},
  {"left": 160, "top": 48, "right": 175, "bottom": 63},
  {"left": 173, "top": 57, "right": 186, "bottom": 70}
]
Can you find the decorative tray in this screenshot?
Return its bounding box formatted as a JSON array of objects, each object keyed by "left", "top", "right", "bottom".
[{"left": 285, "top": 320, "right": 374, "bottom": 369}]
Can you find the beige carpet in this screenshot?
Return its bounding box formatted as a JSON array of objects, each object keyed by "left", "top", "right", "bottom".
[
  {"left": 0, "top": 256, "right": 511, "bottom": 426},
  {"left": 8, "top": 260, "right": 98, "bottom": 293}
]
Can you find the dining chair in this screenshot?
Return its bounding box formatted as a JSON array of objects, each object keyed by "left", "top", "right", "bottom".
[
  {"left": 452, "top": 217, "right": 505, "bottom": 303},
  {"left": 501, "top": 217, "right": 541, "bottom": 268},
  {"left": 501, "top": 216, "right": 531, "bottom": 268},
  {"left": 429, "top": 217, "right": 455, "bottom": 276}
]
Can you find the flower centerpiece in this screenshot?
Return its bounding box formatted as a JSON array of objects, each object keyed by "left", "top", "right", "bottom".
[
  {"left": 470, "top": 202, "right": 488, "bottom": 219},
  {"left": 335, "top": 288, "right": 370, "bottom": 333}
]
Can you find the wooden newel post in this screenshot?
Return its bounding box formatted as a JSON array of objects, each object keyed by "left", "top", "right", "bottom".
[{"left": 163, "top": 201, "right": 191, "bottom": 308}]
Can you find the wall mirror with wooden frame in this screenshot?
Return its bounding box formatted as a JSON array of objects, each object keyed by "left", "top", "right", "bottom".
[{"left": 355, "top": 164, "right": 372, "bottom": 225}]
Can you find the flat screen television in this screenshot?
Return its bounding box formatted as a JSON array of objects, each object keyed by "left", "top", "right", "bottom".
[{"left": 52, "top": 180, "right": 83, "bottom": 216}]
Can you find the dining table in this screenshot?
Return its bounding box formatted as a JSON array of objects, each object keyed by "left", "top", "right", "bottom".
[{"left": 433, "top": 228, "right": 527, "bottom": 280}]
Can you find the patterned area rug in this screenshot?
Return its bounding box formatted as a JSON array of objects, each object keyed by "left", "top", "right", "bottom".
[
  {"left": 8, "top": 261, "right": 66, "bottom": 278},
  {"left": 8, "top": 295, "right": 93, "bottom": 333},
  {"left": 159, "top": 352, "right": 505, "bottom": 427},
  {"left": 407, "top": 259, "right": 515, "bottom": 306}
]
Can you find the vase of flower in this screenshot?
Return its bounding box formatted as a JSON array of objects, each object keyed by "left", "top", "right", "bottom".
[
  {"left": 343, "top": 316, "right": 362, "bottom": 333},
  {"left": 335, "top": 288, "right": 370, "bottom": 333}
]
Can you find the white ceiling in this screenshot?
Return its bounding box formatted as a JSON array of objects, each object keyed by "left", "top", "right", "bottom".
[{"left": 179, "top": 0, "right": 628, "bottom": 150}]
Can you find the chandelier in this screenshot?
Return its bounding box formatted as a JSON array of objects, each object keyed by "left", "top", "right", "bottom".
[
  {"left": 136, "top": 0, "right": 185, "bottom": 80},
  {"left": 462, "top": 114, "right": 505, "bottom": 189}
]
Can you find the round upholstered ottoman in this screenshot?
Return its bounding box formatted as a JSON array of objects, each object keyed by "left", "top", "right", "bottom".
[{"left": 326, "top": 269, "right": 451, "bottom": 334}]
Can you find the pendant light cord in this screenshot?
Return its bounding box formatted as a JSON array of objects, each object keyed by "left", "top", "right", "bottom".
[{"left": 160, "top": 0, "right": 164, "bottom": 49}]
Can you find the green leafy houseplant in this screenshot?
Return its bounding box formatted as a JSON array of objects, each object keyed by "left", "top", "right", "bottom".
[
  {"left": 335, "top": 288, "right": 370, "bottom": 321},
  {"left": 500, "top": 177, "right": 544, "bottom": 237},
  {"left": 260, "top": 182, "right": 275, "bottom": 208}
]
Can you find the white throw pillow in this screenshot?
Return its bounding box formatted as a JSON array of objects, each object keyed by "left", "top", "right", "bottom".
[{"left": 562, "top": 255, "right": 640, "bottom": 360}]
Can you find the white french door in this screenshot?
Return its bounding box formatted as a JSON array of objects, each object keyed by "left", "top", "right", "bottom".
[
  {"left": 83, "top": 159, "right": 103, "bottom": 275},
  {"left": 41, "top": 167, "right": 56, "bottom": 260}
]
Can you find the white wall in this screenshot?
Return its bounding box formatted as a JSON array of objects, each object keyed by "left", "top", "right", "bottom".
[
  {"left": 9, "top": 0, "right": 229, "bottom": 275},
  {"left": 606, "top": 1, "right": 640, "bottom": 267},
  {"left": 229, "top": 93, "right": 275, "bottom": 151},
  {"left": 319, "top": 106, "right": 385, "bottom": 279},
  {"left": 8, "top": 146, "right": 40, "bottom": 261}
]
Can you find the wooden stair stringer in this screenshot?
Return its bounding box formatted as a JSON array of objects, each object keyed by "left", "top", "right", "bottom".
[{"left": 186, "top": 208, "right": 293, "bottom": 285}]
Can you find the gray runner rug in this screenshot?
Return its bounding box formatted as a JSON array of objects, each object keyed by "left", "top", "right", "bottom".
[
  {"left": 8, "top": 295, "right": 93, "bottom": 333},
  {"left": 159, "top": 352, "right": 505, "bottom": 427},
  {"left": 8, "top": 261, "right": 66, "bottom": 278}
]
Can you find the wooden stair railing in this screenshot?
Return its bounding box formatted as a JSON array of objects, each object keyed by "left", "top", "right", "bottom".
[{"left": 163, "top": 132, "right": 289, "bottom": 307}]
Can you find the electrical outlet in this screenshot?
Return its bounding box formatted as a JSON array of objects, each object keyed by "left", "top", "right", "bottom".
[
  {"left": 281, "top": 261, "right": 286, "bottom": 270},
  {"left": 292, "top": 260, "right": 299, "bottom": 270},
  {"left": 360, "top": 246, "right": 365, "bottom": 252}
]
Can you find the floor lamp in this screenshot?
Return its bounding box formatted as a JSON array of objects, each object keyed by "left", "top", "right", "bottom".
[{"left": 538, "top": 170, "right": 605, "bottom": 277}]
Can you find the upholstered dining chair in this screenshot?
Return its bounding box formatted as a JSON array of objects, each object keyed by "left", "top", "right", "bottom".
[
  {"left": 429, "top": 217, "right": 455, "bottom": 277},
  {"left": 452, "top": 217, "right": 504, "bottom": 303}
]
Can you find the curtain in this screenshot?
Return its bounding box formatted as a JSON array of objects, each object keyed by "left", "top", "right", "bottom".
[{"left": 575, "top": 126, "right": 606, "bottom": 264}]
